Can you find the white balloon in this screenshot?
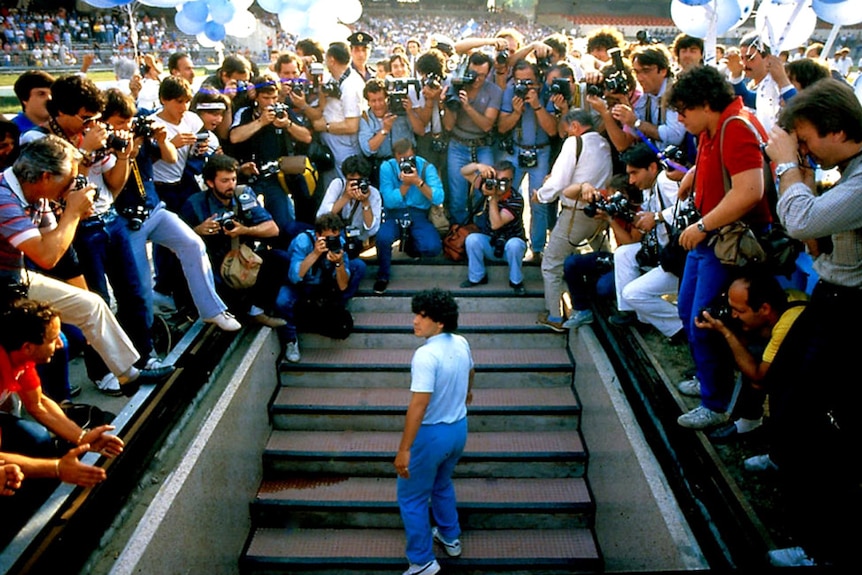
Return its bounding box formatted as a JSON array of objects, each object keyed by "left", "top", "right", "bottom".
[
  {"left": 306, "top": 0, "right": 341, "bottom": 28},
  {"left": 305, "top": 22, "right": 352, "bottom": 47},
  {"left": 812, "top": 0, "right": 862, "bottom": 26},
  {"left": 278, "top": 8, "right": 310, "bottom": 35},
  {"left": 670, "top": 0, "right": 741, "bottom": 38},
  {"left": 196, "top": 30, "right": 218, "bottom": 48},
  {"left": 335, "top": 0, "right": 363, "bottom": 24},
  {"left": 755, "top": 0, "right": 818, "bottom": 52},
  {"left": 225, "top": 9, "right": 257, "bottom": 38},
  {"left": 232, "top": 0, "right": 255, "bottom": 9},
  {"left": 139, "top": 0, "right": 180, "bottom": 7},
  {"left": 729, "top": 0, "right": 755, "bottom": 31}
]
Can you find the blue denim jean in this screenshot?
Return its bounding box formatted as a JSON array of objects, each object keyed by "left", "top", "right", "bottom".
[
  {"left": 374, "top": 208, "right": 442, "bottom": 282},
  {"left": 74, "top": 211, "right": 152, "bottom": 361},
  {"left": 464, "top": 232, "right": 526, "bottom": 285},
  {"left": 446, "top": 140, "right": 494, "bottom": 225},
  {"left": 397, "top": 418, "right": 467, "bottom": 565},
  {"left": 677, "top": 243, "right": 735, "bottom": 412},
  {"left": 563, "top": 251, "right": 615, "bottom": 311},
  {"left": 511, "top": 144, "right": 555, "bottom": 253}
]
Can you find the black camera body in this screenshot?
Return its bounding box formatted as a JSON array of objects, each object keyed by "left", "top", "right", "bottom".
[
  {"left": 386, "top": 79, "right": 420, "bottom": 116},
  {"left": 423, "top": 73, "right": 443, "bottom": 91},
  {"left": 659, "top": 144, "right": 687, "bottom": 170},
  {"left": 513, "top": 79, "right": 533, "bottom": 100},
  {"left": 518, "top": 148, "right": 538, "bottom": 168},
  {"left": 269, "top": 102, "right": 289, "bottom": 119},
  {"left": 491, "top": 234, "right": 507, "bottom": 258},
  {"left": 105, "top": 129, "right": 129, "bottom": 152},
  {"left": 324, "top": 234, "right": 342, "bottom": 253},
  {"left": 495, "top": 49, "right": 509, "bottom": 66},
  {"left": 120, "top": 205, "right": 150, "bottom": 231},
  {"left": 586, "top": 83, "right": 604, "bottom": 98},
  {"left": 235, "top": 80, "right": 250, "bottom": 94},
  {"left": 344, "top": 226, "right": 362, "bottom": 258},
  {"left": 583, "top": 191, "right": 636, "bottom": 223},
  {"left": 548, "top": 77, "right": 572, "bottom": 102},
  {"left": 699, "top": 302, "right": 733, "bottom": 324},
  {"left": 73, "top": 174, "right": 89, "bottom": 191},
  {"left": 602, "top": 47, "right": 631, "bottom": 96},
  {"left": 357, "top": 178, "right": 370, "bottom": 193},
  {"left": 444, "top": 70, "right": 478, "bottom": 111},
  {"left": 395, "top": 211, "right": 412, "bottom": 252},
  {"left": 399, "top": 157, "right": 417, "bottom": 175},
  {"left": 482, "top": 178, "right": 510, "bottom": 193},
  {"left": 213, "top": 211, "right": 236, "bottom": 232},
  {"left": 248, "top": 160, "right": 281, "bottom": 184},
  {"left": 132, "top": 115, "right": 155, "bottom": 138},
  {"left": 674, "top": 200, "right": 701, "bottom": 230},
  {"left": 321, "top": 78, "right": 342, "bottom": 99}
]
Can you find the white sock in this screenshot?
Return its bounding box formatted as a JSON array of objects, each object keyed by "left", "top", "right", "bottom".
[
  {"left": 248, "top": 305, "right": 263, "bottom": 317},
  {"left": 118, "top": 366, "right": 140, "bottom": 385},
  {"left": 735, "top": 417, "right": 762, "bottom": 434}
]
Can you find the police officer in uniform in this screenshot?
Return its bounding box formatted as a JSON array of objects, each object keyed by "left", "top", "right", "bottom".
[{"left": 348, "top": 31, "right": 376, "bottom": 83}]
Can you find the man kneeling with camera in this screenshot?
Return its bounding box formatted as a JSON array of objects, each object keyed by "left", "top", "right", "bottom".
[
  {"left": 274, "top": 213, "right": 366, "bottom": 364},
  {"left": 458, "top": 161, "right": 528, "bottom": 295}
]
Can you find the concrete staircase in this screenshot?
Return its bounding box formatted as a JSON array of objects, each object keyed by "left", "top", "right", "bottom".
[{"left": 240, "top": 259, "right": 602, "bottom": 574}]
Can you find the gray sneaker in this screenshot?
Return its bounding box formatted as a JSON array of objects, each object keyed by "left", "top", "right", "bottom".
[
  {"left": 677, "top": 377, "right": 701, "bottom": 397},
  {"left": 744, "top": 453, "right": 779, "bottom": 472},
  {"left": 768, "top": 547, "right": 814, "bottom": 567},
  {"left": 432, "top": 526, "right": 462, "bottom": 557},
  {"left": 561, "top": 309, "right": 594, "bottom": 329},
  {"left": 402, "top": 560, "right": 440, "bottom": 575},
  {"left": 284, "top": 341, "right": 301, "bottom": 363},
  {"left": 677, "top": 405, "right": 729, "bottom": 429}
]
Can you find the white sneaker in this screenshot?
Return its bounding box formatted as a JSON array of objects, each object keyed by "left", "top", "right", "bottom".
[
  {"left": 744, "top": 453, "right": 779, "bottom": 472},
  {"left": 561, "top": 309, "right": 594, "bottom": 329},
  {"left": 677, "top": 377, "right": 701, "bottom": 397},
  {"left": 402, "top": 560, "right": 440, "bottom": 575},
  {"left": 204, "top": 311, "right": 241, "bottom": 331},
  {"left": 432, "top": 526, "right": 462, "bottom": 557},
  {"left": 284, "top": 341, "right": 301, "bottom": 363},
  {"left": 143, "top": 357, "right": 165, "bottom": 370},
  {"left": 94, "top": 373, "right": 123, "bottom": 397},
  {"left": 677, "top": 405, "right": 729, "bottom": 429},
  {"left": 768, "top": 546, "right": 815, "bottom": 567}
]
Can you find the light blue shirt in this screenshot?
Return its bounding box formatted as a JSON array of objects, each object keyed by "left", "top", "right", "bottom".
[{"left": 411, "top": 332, "right": 473, "bottom": 424}]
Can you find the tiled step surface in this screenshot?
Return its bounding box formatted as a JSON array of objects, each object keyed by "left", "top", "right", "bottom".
[
  {"left": 242, "top": 528, "right": 601, "bottom": 574},
  {"left": 252, "top": 476, "right": 594, "bottom": 530},
  {"left": 271, "top": 386, "right": 580, "bottom": 431},
  {"left": 279, "top": 369, "right": 573, "bottom": 389},
  {"left": 263, "top": 430, "right": 587, "bottom": 478},
  {"left": 351, "top": 311, "right": 550, "bottom": 333},
  {"left": 349, "top": 295, "right": 547, "bottom": 313}
]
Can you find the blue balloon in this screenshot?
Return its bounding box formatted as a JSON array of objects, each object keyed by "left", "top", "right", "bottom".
[
  {"left": 677, "top": 0, "right": 712, "bottom": 5},
  {"left": 209, "top": 0, "right": 236, "bottom": 25},
  {"left": 204, "top": 20, "right": 227, "bottom": 42},
  {"left": 181, "top": 0, "right": 210, "bottom": 23},
  {"left": 257, "top": 0, "right": 285, "bottom": 14},
  {"left": 175, "top": 10, "right": 206, "bottom": 35},
  {"left": 83, "top": 0, "right": 131, "bottom": 7}
]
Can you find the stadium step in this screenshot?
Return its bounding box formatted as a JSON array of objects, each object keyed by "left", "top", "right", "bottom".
[{"left": 240, "top": 259, "right": 602, "bottom": 573}]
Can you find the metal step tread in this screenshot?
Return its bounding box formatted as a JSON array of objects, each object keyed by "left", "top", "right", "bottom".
[
  {"left": 351, "top": 311, "right": 548, "bottom": 332},
  {"left": 272, "top": 386, "right": 579, "bottom": 414},
  {"left": 264, "top": 430, "right": 585, "bottom": 460},
  {"left": 255, "top": 476, "right": 591, "bottom": 510},
  {"left": 357, "top": 277, "right": 545, "bottom": 297},
  {"left": 279, "top": 347, "right": 572, "bottom": 371},
  {"left": 243, "top": 527, "right": 601, "bottom": 567}
]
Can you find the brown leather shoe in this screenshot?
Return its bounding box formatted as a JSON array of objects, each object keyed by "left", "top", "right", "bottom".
[{"left": 250, "top": 313, "right": 287, "bottom": 328}]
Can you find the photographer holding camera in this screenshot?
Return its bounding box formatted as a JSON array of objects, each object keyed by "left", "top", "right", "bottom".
[
  {"left": 412, "top": 50, "right": 449, "bottom": 187},
  {"left": 229, "top": 74, "right": 314, "bottom": 241},
  {"left": 458, "top": 161, "right": 528, "bottom": 295},
  {"left": 497, "top": 60, "right": 559, "bottom": 258},
  {"left": 358, "top": 79, "right": 415, "bottom": 188},
  {"left": 373, "top": 139, "right": 444, "bottom": 294},
  {"left": 442, "top": 51, "right": 503, "bottom": 226},
  {"left": 275, "top": 213, "right": 366, "bottom": 363},
  {"left": 316, "top": 155, "right": 382, "bottom": 252}
]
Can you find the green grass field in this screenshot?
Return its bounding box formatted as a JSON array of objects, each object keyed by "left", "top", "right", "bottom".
[{"left": 0, "top": 69, "right": 121, "bottom": 115}]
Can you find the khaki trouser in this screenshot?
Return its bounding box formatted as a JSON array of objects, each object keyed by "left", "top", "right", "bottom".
[
  {"left": 27, "top": 271, "right": 140, "bottom": 376},
  {"left": 540, "top": 206, "right": 607, "bottom": 318}
]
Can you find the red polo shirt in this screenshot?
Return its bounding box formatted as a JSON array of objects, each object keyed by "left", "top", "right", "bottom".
[
  {"left": 0, "top": 346, "right": 40, "bottom": 399},
  {"left": 694, "top": 97, "right": 772, "bottom": 225}
]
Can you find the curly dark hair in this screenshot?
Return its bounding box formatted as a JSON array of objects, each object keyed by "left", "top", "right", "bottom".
[
  {"left": 665, "top": 64, "right": 735, "bottom": 115},
  {"left": 0, "top": 299, "right": 59, "bottom": 351},
  {"left": 47, "top": 74, "right": 105, "bottom": 117},
  {"left": 411, "top": 288, "right": 459, "bottom": 332}
]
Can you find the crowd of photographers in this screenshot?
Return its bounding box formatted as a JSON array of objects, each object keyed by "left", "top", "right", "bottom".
[{"left": 0, "top": 8, "right": 860, "bottom": 568}]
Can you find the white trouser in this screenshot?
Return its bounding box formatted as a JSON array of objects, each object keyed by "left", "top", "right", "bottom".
[{"left": 614, "top": 243, "right": 682, "bottom": 337}]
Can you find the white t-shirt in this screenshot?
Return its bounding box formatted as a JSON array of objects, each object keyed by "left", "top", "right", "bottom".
[{"left": 152, "top": 110, "right": 203, "bottom": 183}]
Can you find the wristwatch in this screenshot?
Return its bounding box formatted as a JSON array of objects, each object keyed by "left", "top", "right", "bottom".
[
  {"left": 379, "top": 129, "right": 388, "bottom": 136},
  {"left": 633, "top": 118, "right": 643, "bottom": 130},
  {"left": 696, "top": 219, "right": 707, "bottom": 233},
  {"left": 775, "top": 162, "right": 799, "bottom": 178},
  {"left": 654, "top": 211, "right": 663, "bottom": 223}
]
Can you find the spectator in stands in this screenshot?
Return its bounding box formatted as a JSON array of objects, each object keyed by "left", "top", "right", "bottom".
[
  {"left": 691, "top": 270, "right": 807, "bottom": 443},
  {"left": 667, "top": 64, "right": 772, "bottom": 430},
  {"left": 0, "top": 137, "right": 174, "bottom": 397},
  {"left": 395, "top": 288, "right": 473, "bottom": 575},
  {"left": 373, "top": 138, "right": 444, "bottom": 295},
  {"left": 180, "top": 154, "right": 289, "bottom": 330},
  {"left": 561, "top": 174, "right": 642, "bottom": 329},
  {"left": 458, "top": 160, "right": 527, "bottom": 295},
  {"left": 534, "top": 109, "right": 613, "bottom": 332},
  {"left": 359, "top": 78, "right": 415, "bottom": 188},
  {"left": 316, "top": 154, "right": 382, "bottom": 250},
  {"left": 442, "top": 51, "right": 502, "bottom": 225},
  {"left": 306, "top": 41, "right": 366, "bottom": 182},
  {"left": 405, "top": 37, "right": 422, "bottom": 77},
  {"left": 275, "top": 212, "right": 366, "bottom": 363},
  {"left": 670, "top": 33, "right": 703, "bottom": 72},
  {"left": 11, "top": 70, "right": 53, "bottom": 135},
  {"left": 497, "top": 59, "right": 559, "bottom": 258},
  {"left": 761, "top": 77, "right": 862, "bottom": 569},
  {"left": 229, "top": 73, "right": 313, "bottom": 236},
  {"left": 347, "top": 31, "right": 376, "bottom": 82},
  {"left": 833, "top": 46, "right": 852, "bottom": 78},
  {"left": 726, "top": 33, "right": 797, "bottom": 133}
]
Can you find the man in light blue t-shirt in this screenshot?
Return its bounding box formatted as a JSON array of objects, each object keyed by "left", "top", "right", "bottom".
[{"left": 394, "top": 289, "right": 474, "bottom": 575}]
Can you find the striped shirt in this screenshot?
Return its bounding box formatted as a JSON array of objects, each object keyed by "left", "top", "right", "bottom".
[{"left": 0, "top": 167, "right": 56, "bottom": 281}]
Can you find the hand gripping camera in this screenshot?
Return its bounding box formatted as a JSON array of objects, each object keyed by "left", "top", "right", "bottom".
[
  {"left": 444, "top": 70, "right": 478, "bottom": 111},
  {"left": 386, "top": 78, "right": 421, "bottom": 116},
  {"left": 583, "top": 191, "right": 636, "bottom": 223},
  {"left": 513, "top": 79, "right": 533, "bottom": 100}
]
